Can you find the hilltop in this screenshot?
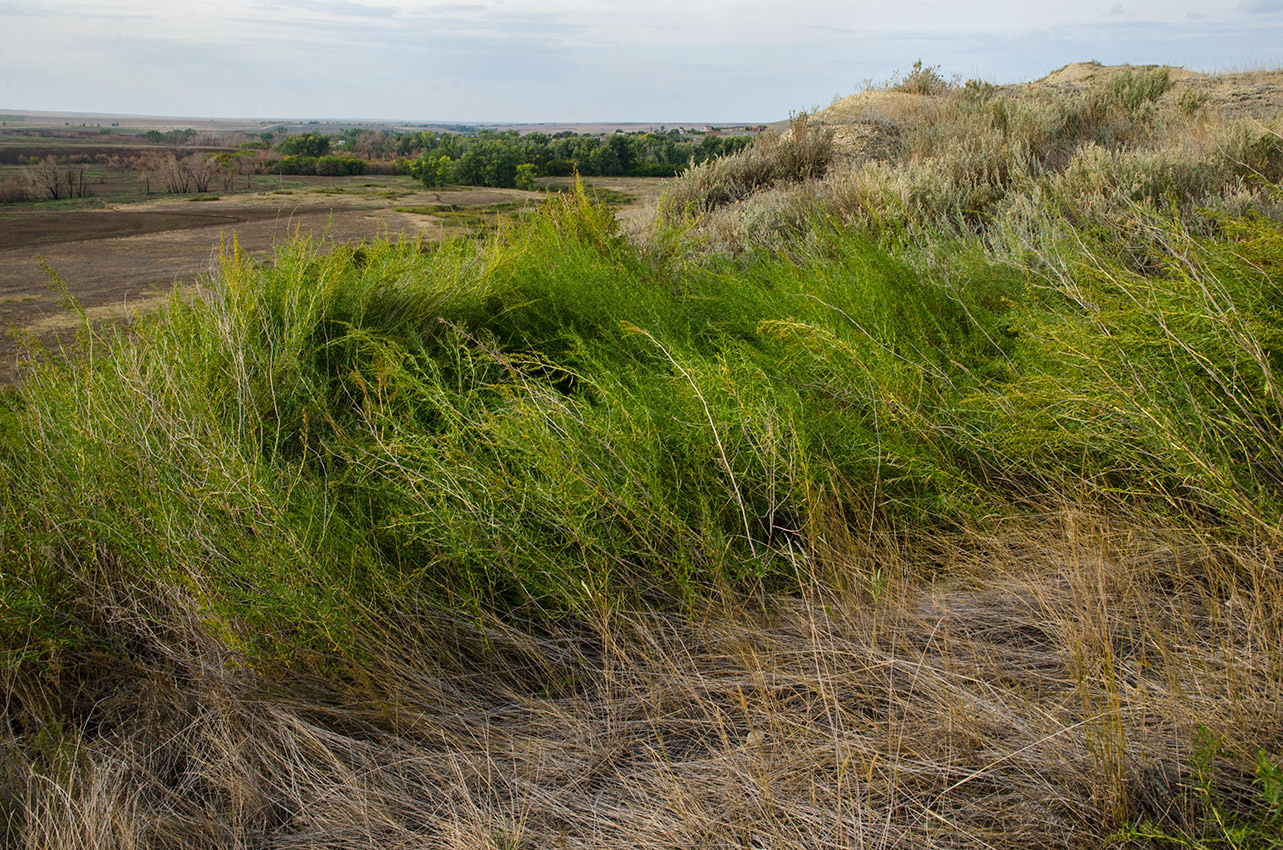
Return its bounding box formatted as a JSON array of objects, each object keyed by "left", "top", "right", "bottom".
[{"left": 803, "top": 61, "right": 1283, "bottom": 165}]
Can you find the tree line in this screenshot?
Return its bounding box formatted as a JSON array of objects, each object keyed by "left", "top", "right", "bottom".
[
  {"left": 260, "top": 128, "right": 754, "bottom": 187},
  {"left": 395, "top": 129, "right": 753, "bottom": 188},
  {"left": 1, "top": 126, "right": 758, "bottom": 204}
]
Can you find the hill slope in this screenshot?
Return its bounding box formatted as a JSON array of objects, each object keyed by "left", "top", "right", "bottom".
[{"left": 4, "top": 64, "right": 1283, "bottom": 849}]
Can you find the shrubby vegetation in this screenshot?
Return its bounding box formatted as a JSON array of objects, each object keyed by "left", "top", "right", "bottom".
[
  {"left": 399, "top": 127, "right": 752, "bottom": 187},
  {"left": 671, "top": 67, "right": 1283, "bottom": 255},
  {"left": 144, "top": 127, "right": 197, "bottom": 145},
  {"left": 275, "top": 131, "right": 331, "bottom": 158},
  {"left": 3, "top": 65, "right": 1283, "bottom": 847},
  {"left": 251, "top": 127, "right": 751, "bottom": 186},
  {"left": 16, "top": 154, "right": 90, "bottom": 199}
]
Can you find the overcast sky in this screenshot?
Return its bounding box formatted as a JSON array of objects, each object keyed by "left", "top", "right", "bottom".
[{"left": 2, "top": 0, "right": 1282, "bottom": 123}]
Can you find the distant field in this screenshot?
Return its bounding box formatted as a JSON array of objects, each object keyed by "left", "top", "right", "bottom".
[{"left": 0, "top": 161, "right": 668, "bottom": 383}]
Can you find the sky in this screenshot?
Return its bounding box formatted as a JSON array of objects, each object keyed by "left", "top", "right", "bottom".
[{"left": 2, "top": 0, "right": 1282, "bottom": 123}]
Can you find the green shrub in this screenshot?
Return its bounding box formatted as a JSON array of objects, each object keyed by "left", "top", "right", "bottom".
[
  {"left": 1098, "top": 67, "right": 1173, "bottom": 121},
  {"left": 315, "top": 155, "right": 368, "bottom": 176},
  {"left": 268, "top": 154, "right": 318, "bottom": 175},
  {"left": 1177, "top": 85, "right": 1211, "bottom": 117}
]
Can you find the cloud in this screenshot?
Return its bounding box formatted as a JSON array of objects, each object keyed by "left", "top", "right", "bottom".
[
  {"left": 6, "top": 0, "right": 1283, "bottom": 123},
  {"left": 1238, "top": 0, "right": 1283, "bottom": 13},
  {"left": 0, "top": 0, "right": 57, "bottom": 15},
  {"left": 255, "top": 0, "right": 401, "bottom": 18}
]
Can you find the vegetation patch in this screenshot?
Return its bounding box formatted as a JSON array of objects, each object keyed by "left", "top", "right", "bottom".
[
  {"left": 395, "top": 198, "right": 545, "bottom": 229},
  {"left": 545, "top": 183, "right": 636, "bottom": 206},
  {"left": 4, "top": 65, "right": 1283, "bottom": 848}
]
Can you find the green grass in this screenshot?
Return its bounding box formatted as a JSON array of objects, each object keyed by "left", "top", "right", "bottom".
[
  {"left": 1116, "top": 730, "right": 1283, "bottom": 849},
  {"left": 396, "top": 200, "right": 546, "bottom": 231},
  {"left": 3, "top": 71, "right": 1283, "bottom": 849},
  {"left": 5, "top": 184, "right": 1281, "bottom": 645}
]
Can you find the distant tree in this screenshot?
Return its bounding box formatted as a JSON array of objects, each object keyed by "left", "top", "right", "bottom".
[
  {"left": 411, "top": 153, "right": 454, "bottom": 188},
  {"left": 22, "top": 155, "right": 88, "bottom": 199},
  {"left": 606, "top": 134, "right": 634, "bottom": 174},
  {"left": 315, "top": 155, "right": 367, "bottom": 176},
  {"left": 452, "top": 137, "right": 521, "bottom": 187},
  {"left": 24, "top": 156, "right": 64, "bottom": 198},
  {"left": 215, "top": 150, "right": 263, "bottom": 190},
  {"left": 147, "top": 153, "right": 217, "bottom": 194},
  {"left": 277, "top": 132, "right": 331, "bottom": 157},
  {"left": 350, "top": 130, "right": 396, "bottom": 160},
  {"left": 239, "top": 150, "right": 265, "bottom": 189},
  {"left": 515, "top": 163, "right": 537, "bottom": 191},
  {"left": 586, "top": 144, "right": 622, "bottom": 176}
]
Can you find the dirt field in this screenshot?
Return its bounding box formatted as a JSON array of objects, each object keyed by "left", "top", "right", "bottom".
[{"left": 0, "top": 175, "right": 668, "bottom": 384}]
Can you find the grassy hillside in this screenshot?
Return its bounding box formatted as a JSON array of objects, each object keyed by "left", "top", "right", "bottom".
[{"left": 3, "top": 65, "right": 1283, "bottom": 848}]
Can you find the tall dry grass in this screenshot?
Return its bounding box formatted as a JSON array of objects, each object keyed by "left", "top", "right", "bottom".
[
  {"left": 6, "top": 508, "right": 1280, "bottom": 848},
  {"left": 661, "top": 66, "right": 1283, "bottom": 256}
]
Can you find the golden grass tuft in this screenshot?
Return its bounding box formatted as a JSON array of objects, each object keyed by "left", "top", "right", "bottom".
[{"left": 7, "top": 505, "right": 1281, "bottom": 848}]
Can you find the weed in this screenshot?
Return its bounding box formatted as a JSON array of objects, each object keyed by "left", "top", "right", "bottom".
[
  {"left": 659, "top": 111, "right": 833, "bottom": 219},
  {"left": 1178, "top": 86, "right": 1211, "bottom": 117},
  {"left": 1115, "top": 729, "right": 1283, "bottom": 848},
  {"left": 892, "top": 59, "right": 952, "bottom": 96}
]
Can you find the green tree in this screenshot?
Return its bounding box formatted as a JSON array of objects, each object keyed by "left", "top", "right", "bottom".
[
  {"left": 606, "top": 134, "right": 634, "bottom": 174},
  {"left": 515, "top": 163, "right": 537, "bottom": 190},
  {"left": 278, "top": 132, "right": 331, "bottom": 157},
  {"left": 586, "top": 144, "right": 622, "bottom": 176},
  {"left": 453, "top": 136, "right": 521, "bottom": 187},
  {"left": 411, "top": 153, "right": 454, "bottom": 188}
]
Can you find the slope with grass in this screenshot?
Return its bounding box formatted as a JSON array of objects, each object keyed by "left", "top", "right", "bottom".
[{"left": 3, "top": 65, "right": 1283, "bottom": 848}]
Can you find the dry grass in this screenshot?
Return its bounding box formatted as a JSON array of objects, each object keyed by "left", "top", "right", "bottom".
[
  {"left": 656, "top": 64, "right": 1283, "bottom": 255},
  {"left": 7, "top": 507, "right": 1280, "bottom": 849},
  {"left": 659, "top": 113, "right": 834, "bottom": 220}
]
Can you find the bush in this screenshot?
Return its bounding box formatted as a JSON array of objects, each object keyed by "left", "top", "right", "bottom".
[
  {"left": 269, "top": 154, "right": 318, "bottom": 175},
  {"left": 660, "top": 112, "right": 834, "bottom": 218},
  {"left": 892, "top": 59, "right": 951, "bottom": 96},
  {"left": 315, "top": 155, "right": 368, "bottom": 176},
  {"left": 1177, "top": 85, "right": 1210, "bottom": 117},
  {"left": 1098, "top": 67, "right": 1173, "bottom": 120},
  {"left": 0, "top": 177, "right": 31, "bottom": 203}
]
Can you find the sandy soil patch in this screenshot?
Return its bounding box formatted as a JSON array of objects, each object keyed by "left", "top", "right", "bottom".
[{"left": 1041, "top": 61, "right": 1206, "bottom": 85}]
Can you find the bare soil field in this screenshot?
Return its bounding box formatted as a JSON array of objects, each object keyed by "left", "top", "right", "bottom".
[{"left": 0, "top": 174, "right": 669, "bottom": 383}]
